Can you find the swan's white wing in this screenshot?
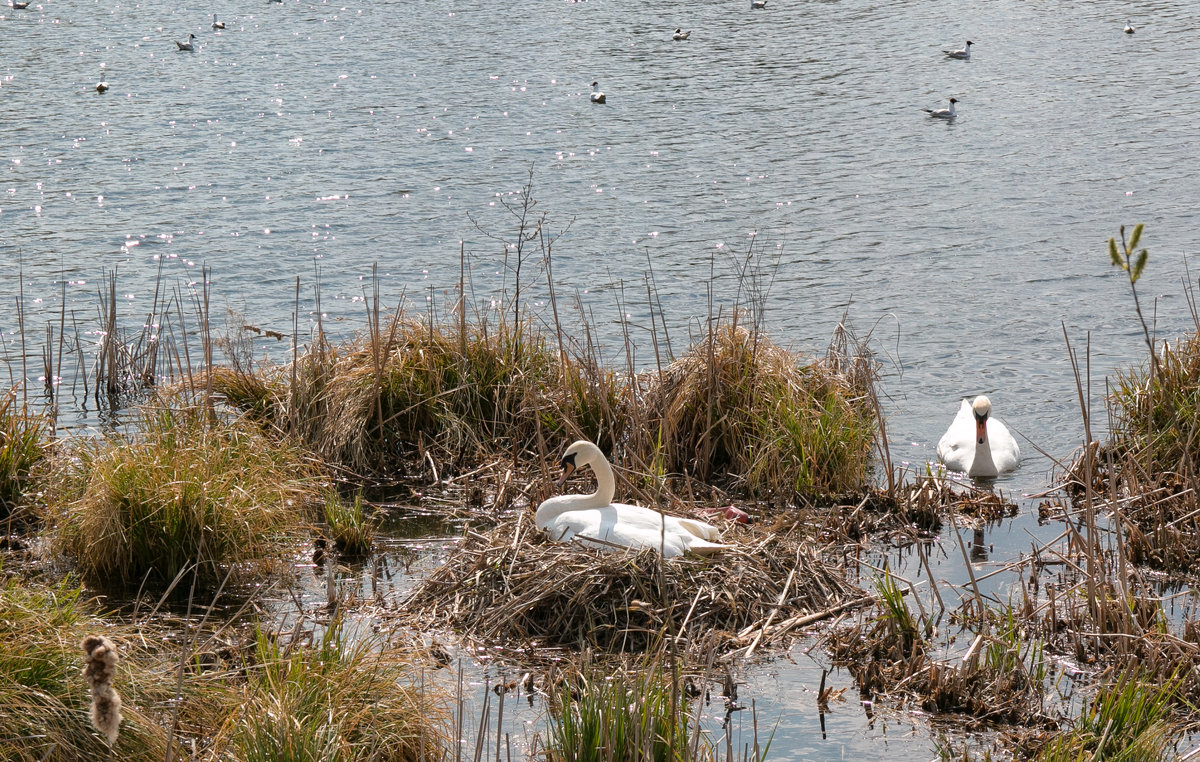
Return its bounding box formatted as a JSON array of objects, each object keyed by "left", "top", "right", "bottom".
[
  {"left": 936, "top": 399, "right": 977, "bottom": 471},
  {"left": 674, "top": 517, "right": 721, "bottom": 541},
  {"left": 544, "top": 504, "right": 727, "bottom": 557},
  {"left": 986, "top": 419, "right": 1020, "bottom": 472}
]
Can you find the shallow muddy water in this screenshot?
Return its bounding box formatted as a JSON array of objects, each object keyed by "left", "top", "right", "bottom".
[{"left": 7, "top": 0, "right": 1200, "bottom": 757}]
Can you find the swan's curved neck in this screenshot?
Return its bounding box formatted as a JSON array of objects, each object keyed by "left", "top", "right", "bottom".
[
  {"left": 587, "top": 454, "right": 617, "bottom": 506},
  {"left": 971, "top": 433, "right": 996, "bottom": 476},
  {"left": 535, "top": 450, "right": 617, "bottom": 525}
]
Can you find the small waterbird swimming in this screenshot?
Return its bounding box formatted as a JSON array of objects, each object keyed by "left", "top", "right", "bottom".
[
  {"left": 673, "top": 28, "right": 690, "bottom": 40},
  {"left": 923, "top": 97, "right": 958, "bottom": 118},
  {"left": 590, "top": 81, "right": 605, "bottom": 103},
  {"left": 944, "top": 40, "right": 972, "bottom": 59},
  {"left": 175, "top": 33, "right": 196, "bottom": 51}
]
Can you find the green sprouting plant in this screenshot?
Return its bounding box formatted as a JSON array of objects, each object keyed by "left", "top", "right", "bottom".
[
  {"left": 227, "top": 620, "right": 446, "bottom": 762},
  {"left": 1036, "top": 669, "right": 1181, "bottom": 762},
  {"left": 322, "top": 490, "right": 376, "bottom": 555},
  {"left": 545, "top": 659, "right": 719, "bottom": 762},
  {"left": 874, "top": 570, "right": 922, "bottom": 654},
  {"left": 1108, "top": 224, "right": 1158, "bottom": 378}
]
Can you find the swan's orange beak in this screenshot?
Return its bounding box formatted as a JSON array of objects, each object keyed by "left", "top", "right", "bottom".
[
  {"left": 975, "top": 418, "right": 987, "bottom": 446},
  {"left": 555, "top": 461, "right": 576, "bottom": 487}
]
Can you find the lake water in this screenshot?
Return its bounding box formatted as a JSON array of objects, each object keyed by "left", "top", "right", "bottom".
[{"left": 5, "top": 0, "right": 1200, "bottom": 757}]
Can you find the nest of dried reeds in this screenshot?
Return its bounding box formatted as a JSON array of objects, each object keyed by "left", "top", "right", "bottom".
[{"left": 398, "top": 514, "right": 867, "bottom": 658}]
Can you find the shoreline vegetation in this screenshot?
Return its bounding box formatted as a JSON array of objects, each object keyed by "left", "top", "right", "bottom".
[{"left": 3, "top": 220, "right": 1200, "bottom": 758}]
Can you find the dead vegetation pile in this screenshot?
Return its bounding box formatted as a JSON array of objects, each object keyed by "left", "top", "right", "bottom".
[
  {"left": 829, "top": 575, "right": 1056, "bottom": 729},
  {"left": 398, "top": 514, "right": 869, "bottom": 657}
]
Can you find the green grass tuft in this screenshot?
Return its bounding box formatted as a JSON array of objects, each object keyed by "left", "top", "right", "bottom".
[
  {"left": 322, "top": 490, "right": 376, "bottom": 555},
  {"left": 215, "top": 622, "right": 447, "bottom": 762},
  {"left": 44, "top": 404, "right": 322, "bottom": 587},
  {"left": 1036, "top": 670, "right": 1181, "bottom": 762},
  {"left": 0, "top": 390, "right": 50, "bottom": 520}
]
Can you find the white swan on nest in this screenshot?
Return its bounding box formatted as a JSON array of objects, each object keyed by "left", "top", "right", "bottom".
[
  {"left": 536, "top": 440, "right": 728, "bottom": 558},
  {"left": 936, "top": 396, "right": 1020, "bottom": 477}
]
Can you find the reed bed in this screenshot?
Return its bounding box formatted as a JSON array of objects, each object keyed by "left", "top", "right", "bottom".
[
  {"left": 41, "top": 402, "right": 325, "bottom": 588},
  {"left": 211, "top": 300, "right": 878, "bottom": 507},
  {"left": 0, "top": 390, "right": 50, "bottom": 521},
  {"left": 830, "top": 574, "right": 1055, "bottom": 730},
  {"left": 399, "top": 514, "right": 867, "bottom": 657}
]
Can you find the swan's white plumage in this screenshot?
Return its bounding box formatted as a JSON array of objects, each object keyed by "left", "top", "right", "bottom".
[
  {"left": 936, "top": 396, "right": 1019, "bottom": 477},
  {"left": 590, "top": 81, "right": 605, "bottom": 104},
  {"left": 1124, "top": 21, "right": 1135, "bottom": 34},
  {"left": 212, "top": 14, "right": 225, "bottom": 29},
  {"left": 536, "top": 440, "right": 727, "bottom": 558},
  {"left": 673, "top": 28, "right": 690, "bottom": 40}
]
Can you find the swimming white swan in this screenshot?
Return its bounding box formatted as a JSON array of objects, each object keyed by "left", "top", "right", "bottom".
[
  {"left": 936, "top": 396, "right": 1020, "bottom": 477},
  {"left": 590, "top": 81, "right": 606, "bottom": 104},
  {"left": 923, "top": 97, "right": 958, "bottom": 118},
  {"left": 673, "top": 28, "right": 690, "bottom": 40},
  {"left": 175, "top": 33, "right": 196, "bottom": 51},
  {"left": 212, "top": 14, "right": 225, "bottom": 29},
  {"left": 944, "top": 40, "right": 972, "bottom": 59},
  {"left": 1124, "top": 20, "right": 1135, "bottom": 34},
  {"left": 536, "top": 440, "right": 728, "bottom": 558},
  {"left": 95, "top": 65, "right": 108, "bottom": 93}
]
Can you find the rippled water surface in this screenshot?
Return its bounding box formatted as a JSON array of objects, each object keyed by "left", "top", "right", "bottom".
[{"left": 6, "top": 0, "right": 1200, "bottom": 756}]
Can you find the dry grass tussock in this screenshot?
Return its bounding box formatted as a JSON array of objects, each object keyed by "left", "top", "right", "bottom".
[
  {"left": 1064, "top": 331, "right": 1200, "bottom": 573},
  {"left": 0, "top": 574, "right": 172, "bottom": 761},
  {"left": 41, "top": 402, "right": 325, "bottom": 588},
  {"left": 195, "top": 622, "right": 449, "bottom": 762},
  {"left": 215, "top": 315, "right": 626, "bottom": 479},
  {"left": 399, "top": 513, "right": 868, "bottom": 658},
  {"left": 212, "top": 308, "right": 879, "bottom": 507},
  {"left": 630, "top": 319, "right": 877, "bottom": 497}
]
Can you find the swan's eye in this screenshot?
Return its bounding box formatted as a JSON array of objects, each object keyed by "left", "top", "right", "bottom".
[{"left": 561, "top": 453, "right": 577, "bottom": 469}]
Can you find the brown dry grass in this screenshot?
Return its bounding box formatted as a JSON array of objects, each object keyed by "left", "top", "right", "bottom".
[{"left": 398, "top": 513, "right": 868, "bottom": 658}]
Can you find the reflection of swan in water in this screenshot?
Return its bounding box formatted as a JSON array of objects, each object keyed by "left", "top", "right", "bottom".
[
  {"left": 936, "top": 396, "right": 1020, "bottom": 477},
  {"left": 536, "top": 440, "right": 729, "bottom": 558}
]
